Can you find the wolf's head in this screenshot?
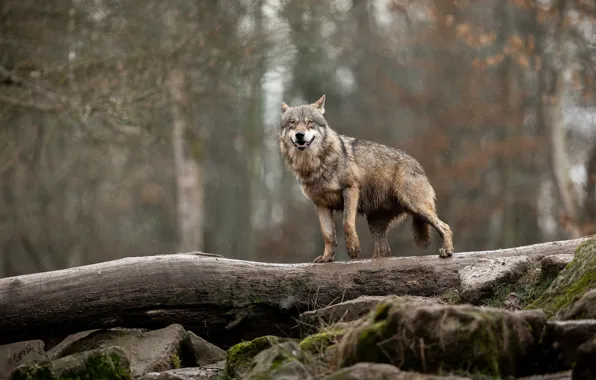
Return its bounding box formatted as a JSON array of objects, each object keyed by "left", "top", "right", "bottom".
[{"left": 278, "top": 95, "right": 328, "bottom": 153}]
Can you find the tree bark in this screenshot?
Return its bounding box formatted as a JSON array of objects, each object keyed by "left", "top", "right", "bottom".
[
  {"left": 0, "top": 237, "right": 590, "bottom": 349},
  {"left": 167, "top": 65, "right": 204, "bottom": 252},
  {"left": 585, "top": 144, "right": 596, "bottom": 226},
  {"left": 540, "top": 0, "right": 581, "bottom": 238}
]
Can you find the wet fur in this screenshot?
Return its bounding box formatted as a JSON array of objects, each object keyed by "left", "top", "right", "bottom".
[{"left": 279, "top": 95, "right": 454, "bottom": 263}]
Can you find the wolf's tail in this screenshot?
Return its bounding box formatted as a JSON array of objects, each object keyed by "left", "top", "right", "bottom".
[{"left": 411, "top": 216, "right": 431, "bottom": 248}]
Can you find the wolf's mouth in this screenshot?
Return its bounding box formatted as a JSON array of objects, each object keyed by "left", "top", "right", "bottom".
[{"left": 294, "top": 136, "right": 315, "bottom": 150}]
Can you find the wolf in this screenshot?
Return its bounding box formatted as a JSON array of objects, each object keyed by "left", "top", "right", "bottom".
[{"left": 278, "top": 95, "right": 454, "bottom": 263}]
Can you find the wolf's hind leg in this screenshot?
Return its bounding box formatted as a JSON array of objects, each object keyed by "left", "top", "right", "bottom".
[
  {"left": 366, "top": 214, "right": 394, "bottom": 258},
  {"left": 398, "top": 176, "right": 454, "bottom": 258},
  {"left": 408, "top": 203, "right": 453, "bottom": 258},
  {"left": 313, "top": 204, "right": 336, "bottom": 263}
]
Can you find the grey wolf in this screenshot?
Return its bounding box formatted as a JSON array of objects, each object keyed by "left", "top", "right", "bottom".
[{"left": 278, "top": 95, "right": 454, "bottom": 263}]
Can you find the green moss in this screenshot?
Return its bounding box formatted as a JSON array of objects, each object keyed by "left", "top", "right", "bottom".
[
  {"left": 225, "top": 336, "right": 286, "bottom": 378},
  {"left": 484, "top": 271, "right": 555, "bottom": 309},
  {"left": 338, "top": 299, "right": 536, "bottom": 378},
  {"left": 240, "top": 342, "right": 308, "bottom": 380},
  {"left": 10, "top": 364, "right": 54, "bottom": 380},
  {"left": 60, "top": 353, "right": 130, "bottom": 380},
  {"left": 169, "top": 354, "right": 181, "bottom": 369},
  {"left": 439, "top": 289, "right": 462, "bottom": 305},
  {"left": 373, "top": 302, "right": 390, "bottom": 321},
  {"left": 299, "top": 329, "right": 344, "bottom": 354},
  {"left": 11, "top": 352, "right": 130, "bottom": 380},
  {"left": 528, "top": 238, "right": 596, "bottom": 317}
]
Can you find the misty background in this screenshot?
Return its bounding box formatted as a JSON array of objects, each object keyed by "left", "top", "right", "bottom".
[{"left": 1, "top": 0, "right": 595, "bottom": 278}]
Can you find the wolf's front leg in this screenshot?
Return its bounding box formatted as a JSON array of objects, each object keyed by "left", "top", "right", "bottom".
[
  {"left": 343, "top": 186, "right": 360, "bottom": 259},
  {"left": 313, "top": 204, "right": 336, "bottom": 263}
]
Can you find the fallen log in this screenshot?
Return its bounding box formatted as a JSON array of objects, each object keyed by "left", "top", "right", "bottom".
[{"left": 0, "top": 237, "right": 590, "bottom": 349}]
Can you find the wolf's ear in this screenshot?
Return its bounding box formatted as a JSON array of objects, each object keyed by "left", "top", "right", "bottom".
[
  {"left": 311, "top": 95, "right": 325, "bottom": 114},
  {"left": 281, "top": 102, "right": 290, "bottom": 114}
]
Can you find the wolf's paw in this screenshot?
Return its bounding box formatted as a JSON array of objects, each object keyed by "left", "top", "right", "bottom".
[
  {"left": 313, "top": 255, "right": 334, "bottom": 263},
  {"left": 346, "top": 246, "right": 360, "bottom": 260},
  {"left": 438, "top": 248, "right": 453, "bottom": 258}
]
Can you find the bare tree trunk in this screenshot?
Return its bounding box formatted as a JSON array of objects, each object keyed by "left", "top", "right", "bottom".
[
  {"left": 540, "top": 0, "right": 580, "bottom": 238},
  {"left": 244, "top": 0, "right": 265, "bottom": 260},
  {"left": 167, "top": 65, "right": 204, "bottom": 252},
  {"left": 584, "top": 143, "right": 596, "bottom": 229},
  {"left": 548, "top": 74, "right": 580, "bottom": 237}
]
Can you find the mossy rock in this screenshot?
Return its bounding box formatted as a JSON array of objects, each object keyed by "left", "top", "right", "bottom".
[
  {"left": 482, "top": 266, "right": 556, "bottom": 310},
  {"left": 529, "top": 237, "right": 596, "bottom": 319},
  {"left": 51, "top": 324, "right": 188, "bottom": 377},
  {"left": 299, "top": 329, "right": 345, "bottom": 355},
  {"left": 225, "top": 335, "right": 290, "bottom": 378},
  {"left": 324, "top": 362, "right": 471, "bottom": 379},
  {"left": 10, "top": 346, "right": 131, "bottom": 380},
  {"left": 336, "top": 297, "right": 546, "bottom": 378},
  {"left": 571, "top": 336, "right": 596, "bottom": 380},
  {"left": 300, "top": 296, "right": 441, "bottom": 336},
  {"left": 242, "top": 341, "right": 313, "bottom": 380}
]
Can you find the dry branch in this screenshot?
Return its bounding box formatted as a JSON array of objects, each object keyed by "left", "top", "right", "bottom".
[{"left": 0, "top": 237, "right": 589, "bottom": 349}]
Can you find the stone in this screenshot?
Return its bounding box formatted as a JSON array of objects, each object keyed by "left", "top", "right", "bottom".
[
  {"left": 324, "top": 362, "right": 471, "bottom": 379},
  {"left": 241, "top": 341, "right": 313, "bottom": 380},
  {"left": 518, "top": 372, "right": 571, "bottom": 379},
  {"left": 184, "top": 332, "right": 226, "bottom": 367},
  {"left": 10, "top": 346, "right": 130, "bottom": 380},
  {"left": 139, "top": 362, "right": 224, "bottom": 380},
  {"left": 558, "top": 289, "right": 596, "bottom": 320},
  {"left": 541, "top": 320, "right": 596, "bottom": 370},
  {"left": 530, "top": 238, "right": 596, "bottom": 319},
  {"left": 458, "top": 255, "right": 532, "bottom": 304},
  {"left": 300, "top": 296, "right": 438, "bottom": 335},
  {"left": 541, "top": 254, "right": 574, "bottom": 279},
  {"left": 572, "top": 336, "right": 596, "bottom": 380},
  {"left": 46, "top": 330, "right": 98, "bottom": 360},
  {"left": 0, "top": 340, "right": 46, "bottom": 377},
  {"left": 54, "top": 324, "right": 187, "bottom": 377},
  {"left": 299, "top": 329, "right": 345, "bottom": 356},
  {"left": 225, "top": 335, "right": 289, "bottom": 378},
  {"left": 337, "top": 296, "right": 546, "bottom": 378}
]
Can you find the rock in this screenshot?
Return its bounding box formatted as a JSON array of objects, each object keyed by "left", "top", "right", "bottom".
[
  {"left": 300, "top": 296, "right": 386, "bottom": 335},
  {"left": 559, "top": 289, "right": 596, "bottom": 320},
  {"left": 0, "top": 340, "right": 46, "bottom": 377},
  {"left": 54, "top": 323, "right": 187, "bottom": 377},
  {"left": 299, "top": 329, "right": 345, "bottom": 355},
  {"left": 184, "top": 332, "right": 226, "bottom": 366},
  {"left": 225, "top": 335, "right": 289, "bottom": 378},
  {"left": 324, "top": 363, "right": 471, "bottom": 379},
  {"left": 10, "top": 346, "right": 130, "bottom": 380},
  {"left": 541, "top": 254, "right": 574, "bottom": 279},
  {"left": 337, "top": 296, "right": 546, "bottom": 378},
  {"left": 46, "top": 330, "right": 98, "bottom": 360},
  {"left": 530, "top": 237, "right": 596, "bottom": 319},
  {"left": 518, "top": 372, "right": 572, "bottom": 379},
  {"left": 139, "top": 362, "right": 224, "bottom": 380},
  {"left": 572, "top": 336, "right": 596, "bottom": 380},
  {"left": 540, "top": 320, "right": 596, "bottom": 371},
  {"left": 458, "top": 255, "right": 532, "bottom": 304},
  {"left": 241, "top": 341, "right": 313, "bottom": 380},
  {"left": 300, "top": 296, "right": 438, "bottom": 335}
]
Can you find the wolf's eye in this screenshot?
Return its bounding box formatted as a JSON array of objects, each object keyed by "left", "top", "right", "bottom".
[
  {"left": 307, "top": 120, "right": 314, "bottom": 127},
  {"left": 289, "top": 120, "right": 296, "bottom": 126}
]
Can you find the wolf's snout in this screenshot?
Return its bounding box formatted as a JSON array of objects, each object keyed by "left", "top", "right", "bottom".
[{"left": 291, "top": 130, "right": 315, "bottom": 150}]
